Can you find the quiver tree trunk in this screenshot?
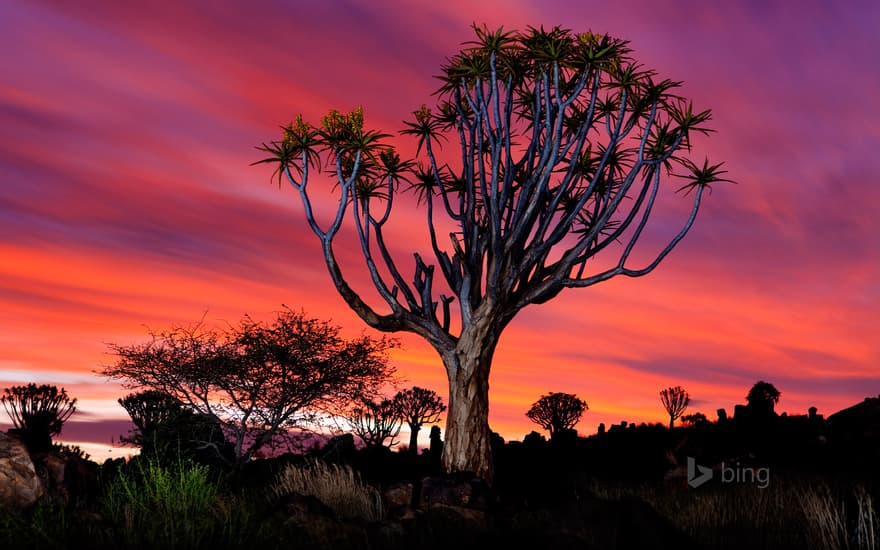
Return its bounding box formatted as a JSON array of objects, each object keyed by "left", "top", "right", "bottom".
[
  {"left": 439, "top": 330, "right": 497, "bottom": 484},
  {"left": 408, "top": 426, "right": 420, "bottom": 456}
]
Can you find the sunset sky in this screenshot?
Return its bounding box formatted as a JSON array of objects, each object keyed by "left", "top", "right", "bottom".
[{"left": 1, "top": 0, "right": 878, "bottom": 460}]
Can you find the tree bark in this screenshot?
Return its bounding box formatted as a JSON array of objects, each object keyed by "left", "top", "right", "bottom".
[{"left": 440, "top": 329, "right": 497, "bottom": 484}]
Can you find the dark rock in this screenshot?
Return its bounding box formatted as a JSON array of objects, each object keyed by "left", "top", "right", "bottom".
[
  {"left": 32, "top": 449, "right": 100, "bottom": 504},
  {"left": 419, "top": 474, "right": 490, "bottom": 510},
  {"left": 428, "top": 426, "right": 443, "bottom": 457},
  {"left": 366, "top": 520, "right": 408, "bottom": 549},
  {"left": 282, "top": 513, "right": 370, "bottom": 550},
  {"left": 276, "top": 492, "right": 336, "bottom": 519},
  {"left": 383, "top": 481, "right": 413, "bottom": 510},
  {"left": 411, "top": 503, "right": 492, "bottom": 549}
]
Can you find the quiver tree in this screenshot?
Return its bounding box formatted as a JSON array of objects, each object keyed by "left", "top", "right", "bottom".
[
  {"left": 255, "top": 24, "right": 729, "bottom": 482},
  {"left": 346, "top": 397, "right": 402, "bottom": 449},
  {"left": 525, "top": 392, "right": 588, "bottom": 439},
  {"left": 1, "top": 383, "right": 77, "bottom": 452},
  {"left": 392, "top": 386, "right": 446, "bottom": 455},
  {"left": 660, "top": 386, "right": 690, "bottom": 429},
  {"left": 103, "top": 307, "right": 396, "bottom": 466},
  {"left": 117, "top": 390, "right": 230, "bottom": 462},
  {"left": 118, "top": 390, "right": 185, "bottom": 447}
]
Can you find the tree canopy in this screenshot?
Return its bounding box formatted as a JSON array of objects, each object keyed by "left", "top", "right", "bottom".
[
  {"left": 103, "top": 307, "right": 396, "bottom": 465},
  {"left": 660, "top": 386, "right": 690, "bottom": 429},
  {"left": 746, "top": 381, "right": 781, "bottom": 417},
  {"left": 346, "top": 397, "right": 402, "bottom": 449},
  {"left": 526, "top": 392, "right": 589, "bottom": 439}
]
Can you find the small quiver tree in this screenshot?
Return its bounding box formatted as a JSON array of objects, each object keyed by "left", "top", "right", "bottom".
[
  {"left": 525, "top": 392, "right": 588, "bottom": 440},
  {"left": 1, "top": 383, "right": 77, "bottom": 453}
]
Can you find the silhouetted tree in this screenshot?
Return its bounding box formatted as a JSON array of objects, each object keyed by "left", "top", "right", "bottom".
[
  {"left": 526, "top": 392, "right": 588, "bottom": 439},
  {"left": 717, "top": 408, "right": 728, "bottom": 422},
  {"left": 660, "top": 386, "right": 690, "bottom": 429},
  {"left": 117, "top": 390, "right": 230, "bottom": 463},
  {"left": 256, "top": 24, "right": 728, "bottom": 481},
  {"left": 1, "top": 384, "right": 76, "bottom": 452},
  {"left": 393, "top": 386, "right": 446, "bottom": 455},
  {"left": 347, "top": 397, "right": 402, "bottom": 449},
  {"left": 117, "top": 390, "right": 183, "bottom": 446},
  {"left": 103, "top": 307, "right": 396, "bottom": 466},
  {"left": 597, "top": 422, "right": 606, "bottom": 435},
  {"left": 680, "top": 412, "right": 708, "bottom": 427},
  {"left": 746, "top": 381, "right": 781, "bottom": 417}
]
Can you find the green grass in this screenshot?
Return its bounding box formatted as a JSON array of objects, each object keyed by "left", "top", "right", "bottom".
[{"left": 100, "top": 456, "right": 224, "bottom": 549}]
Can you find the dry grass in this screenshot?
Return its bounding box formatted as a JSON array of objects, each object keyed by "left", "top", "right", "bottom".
[
  {"left": 588, "top": 478, "right": 878, "bottom": 550},
  {"left": 801, "top": 484, "right": 879, "bottom": 550},
  {"left": 272, "top": 460, "right": 384, "bottom": 522}
]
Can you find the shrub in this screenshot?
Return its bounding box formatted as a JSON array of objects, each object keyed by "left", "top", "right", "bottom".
[
  {"left": 273, "top": 460, "right": 384, "bottom": 522},
  {"left": 101, "top": 456, "right": 223, "bottom": 549}
]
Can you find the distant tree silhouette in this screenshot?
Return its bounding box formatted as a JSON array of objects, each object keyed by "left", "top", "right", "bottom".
[
  {"left": 660, "top": 386, "right": 690, "bottom": 429},
  {"left": 103, "top": 307, "right": 396, "bottom": 466},
  {"left": 526, "top": 392, "right": 588, "bottom": 440},
  {"left": 746, "top": 381, "right": 781, "bottom": 417},
  {"left": 680, "top": 412, "right": 708, "bottom": 427},
  {"left": 117, "top": 390, "right": 230, "bottom": 463},
  {"left": 393, "top": 386, "right": 446, "bottom": 455},
  {"left": 1, "top": 384, "right": 76, "bottom": 452},
  {"left": 717, "top": 408, "right": 728, "bottom": 422},
  {"left": 117, "top": 390, "right": 183, "bottom": 447},
  {"left": 347, "top": 397, "right": 402, "bottom": 449}
]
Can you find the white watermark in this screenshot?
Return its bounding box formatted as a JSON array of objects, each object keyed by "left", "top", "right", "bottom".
[{"left": 687, "top": 456, "right": 770, "bottom": 489}]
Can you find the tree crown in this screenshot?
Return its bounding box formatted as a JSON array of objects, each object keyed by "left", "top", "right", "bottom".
[
  {"left": 526, "top": 391, "right": 588, "bottom": 436},
  {"left": 254, "top": 24, "right": 731, "bottom": 348},
  {"left": 1, "top": 383, "right": 77, "bottom": 452},
  {"left": 660, "top": 385, "right": 690, "bottom": 419},
  {"left": 103, "top": 307, "right": 397, "bottom": 464},
  {"left": 393, "top": 386, "right": 446, "bottom": 427}
]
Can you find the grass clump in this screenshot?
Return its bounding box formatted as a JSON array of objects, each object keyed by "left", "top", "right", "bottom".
[
  {"left": 272, "top": 460, "right": 384, "bottom": 522},
  {"left": 101, "top": 456, "right": 228, "bottom": 549}
]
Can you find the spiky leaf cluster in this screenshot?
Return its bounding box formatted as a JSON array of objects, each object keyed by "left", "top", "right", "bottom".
[{"left": 255, "top": 23, "right": 731, "bottom": 367}]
